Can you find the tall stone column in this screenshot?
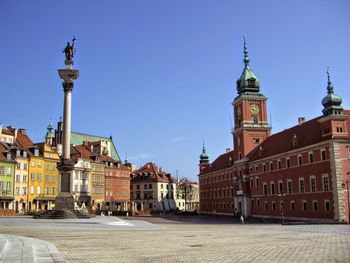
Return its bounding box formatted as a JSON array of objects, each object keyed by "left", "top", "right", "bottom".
[{"left": 55, "top": 38, "right": 79, "bottom": 211}]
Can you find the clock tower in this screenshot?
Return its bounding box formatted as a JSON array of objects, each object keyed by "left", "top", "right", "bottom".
[{"left": 232, "top": 35, "right": 271, "bottom": 160}]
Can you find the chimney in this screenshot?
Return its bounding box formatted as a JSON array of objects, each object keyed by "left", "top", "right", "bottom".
[
  {"left": 83, "top": 140, "right": 89, "bottom": 147},
  {"left": 18, "top": 128, "right": 26, "bottom": 134},
  {"left": 0, "top": 123, "right": 2, "bottom": 135},
  {"left": 226, "top": 148, "right": 231, "bottom": 153},
  {"left": 14, "top": 129, "right": 18, "bottom": 139},
  {"left": 298, "top": 117, "right": 305, "bottom": 125}
]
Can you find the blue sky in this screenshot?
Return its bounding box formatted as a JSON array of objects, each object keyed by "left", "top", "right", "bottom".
[{"left": 1, "top": 0, "right": 349, "bottom": 181}]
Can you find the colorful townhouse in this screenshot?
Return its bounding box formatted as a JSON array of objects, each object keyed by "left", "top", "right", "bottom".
[
  {"left": 27, "top": 146, "right": 45, "bottom": 211},
  {"left": 71, "top": 145, "right": 92, "bottom": 208},
  {"left": 101, "top": 154, "right": 130, "bottom": 212},
  {"left": 34, "top": 142, "right": 60, "bottom": 211},
  {"left": 0, "top": 143, "right": 15, "bottom": 209},
  {"left": 130, "top": 163, "right": 178, "bottom": 213},
  {"left": 13, "top": 146, "right": 29, "bottom": 213}
]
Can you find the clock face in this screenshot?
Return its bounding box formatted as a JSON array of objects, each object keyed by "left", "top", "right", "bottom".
[
  {"left": 250, "top": 104, "right": 259, "bottom": 114},
  {"left": 237, "top": 106, "right": 241, "bottom": 116}
]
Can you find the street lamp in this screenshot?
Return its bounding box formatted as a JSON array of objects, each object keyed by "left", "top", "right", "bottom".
[{"left": 278, "top": 192, "right": 286, "bottom": 224}]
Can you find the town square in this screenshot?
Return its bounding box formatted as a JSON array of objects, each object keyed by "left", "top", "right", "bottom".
[{"left": 0, "top": 0, "right": 350, "bottom": 262}]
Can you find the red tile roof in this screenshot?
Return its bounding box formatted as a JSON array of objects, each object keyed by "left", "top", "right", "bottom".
[
  {"left": 132, "top": 162, "right": 174, "bottom": 183},
  {"left": 248, "top": 111, "right": 350, "bottom": 162},
  {"left": 200, "top": 150, "right": 234, "bottom": 174},
  {"left": 15, "top": 130, "right": 33, "bottom": 148}
]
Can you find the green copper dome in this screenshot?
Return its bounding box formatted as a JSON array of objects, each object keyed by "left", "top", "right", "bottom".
[
  {"left": 45, "top": 121, "right": 55, "bottom": 139},
  {"left": 322, "top": 67, "right": 343, "bottom": 116},
  {"left": 236, "top": 34, "right": 260, "bottom": 95}
]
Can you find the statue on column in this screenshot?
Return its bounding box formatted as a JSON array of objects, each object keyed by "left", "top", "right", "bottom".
[{"left": 63, "top": 36, "right": 76, "bottom": 61}]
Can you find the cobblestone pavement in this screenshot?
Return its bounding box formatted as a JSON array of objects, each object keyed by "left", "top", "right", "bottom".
[{"left": 0, "top": 216, "right": 349, "bottom": 263}]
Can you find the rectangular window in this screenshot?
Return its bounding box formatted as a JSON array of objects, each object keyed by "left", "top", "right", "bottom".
[
  {"left": 278, "top": 160, "right": 281, "bottom": 169},
  {"left": 270, "top": 162, "right": 273, "bottom": 171},
  {"left": 45, "top": 187, "right": 49, "bottom": 195},
  {"left": 45, "top": 175, "right": 50, "bottom": 182},
  {"left": 0, "top": 181, "right": 3, "bottom": 190},
  {"left": 278, "top": 181, "right": 283, "bottom": 194},
  {"left": 37, "top": 173, "right": 42, "bottom": 181},
  {"left": 30, "top": 186, "right": 34, "bottom": 194},
  {"left": 323, "top": 176, "right": 329, "bottom": 191},
  {"left": 286, "top": 158, "right": 291, "bottom": 168},
  {"left": 30, "top": 173, "right": 35, "bottom": 181},
  {"left": 45, "top": 164, "right": 50, "bottom": 170},
  {"left": 272, "top": 201, "right": 276, "bottom": 210},
  {"left": 16, "top": 174, "right": 20, "bottom": 182},
  {"left": 15, "top": 187, "right": 20, "bottom": 194},
  {"left": 262, "top": 163, "right": 266, "bottom": 172},
  {"left": 256, "top": 177, "right": 259, "bottom": 187},
  {"left": 325, "top": 200, "right": 330, "bottom": 212},
  {"left": 51, "top": 175, "right": 56, "bottom": 182},
  {"left": 291, "top": 201, "right": 295, "bottom": 211},
  {"left": 263, "top": 183, "right": 268, "bottom": 195},
  {"left": 298, "top": 155, "right": 303, "bottom": 166},
  {"left": 23, "top": 163, "right": 27, "bottom": 170},
  {"left": 0, "top": 166, "right": 4, "bottom": 175},
  {"left": 264, "top": 201, "right": 268, "bottom": 210},
  {"left": 37, "top": 186, "right": 41, "bottom": 194},
  {"left": 23, "top": 187, "right": 27, "bottom": 195},
  {"left": 302, "top": 201, "right": 307, "bottom": 211},
  {"left": 6, "top": 182, "right": 11, "bottom": 190},
  {"left": 309, "top": 152, "right": 314, "bottom": 163},
  {"left": 250, "top": 178, "right": 254, "bottom": 187},
  {"left": 52, "top": 187, "right": 55, "bottom": 195},
  {"left": 38, "top": 162, "right": 42, "bottom": 168},
  {"left": 271, "top": 182, "right": 275, "bottom": 195},
  {"left": 310, "top": 177, "right": 316, "bottom": 192},
  {"left": 313, "top": 201, "right": 318, "bottom": 211},
  {"left": 287, "top": 180, "right": 292, "bottom": 194},
  {"left": 6, "top": 167, "right": 11, "bottom": 176},
  {"left": 299, "top": 178, "right": 305, "bottom": 193},
  {"left": 16, "top": 163, "right": 21, "bottom": 169},
  {"left": 31, "top": 161, "right": 35, "bottom": 167},
  {"left": 23, "top": 175, "right": 27, "bottom": 182}
]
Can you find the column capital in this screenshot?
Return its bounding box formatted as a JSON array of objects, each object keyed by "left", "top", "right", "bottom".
[{"left": 63, "top": 82, "right": 74, "bottom": 93}]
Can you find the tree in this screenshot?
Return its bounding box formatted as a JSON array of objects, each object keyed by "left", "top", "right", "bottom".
[{"left": 177, "top": 178, "right": 194, "bottom": 211}]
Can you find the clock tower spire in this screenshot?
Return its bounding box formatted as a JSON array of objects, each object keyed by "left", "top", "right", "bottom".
[{"left": 232, "top": 35, "right": 271, "bottom": 160}]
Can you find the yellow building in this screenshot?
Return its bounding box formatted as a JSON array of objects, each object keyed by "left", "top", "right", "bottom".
[
  {"left": 27, "top": 146, "right": 45, "bottom": 211},
  {"left": 34, "top": 143, "right": 60, "bottom": 211}
]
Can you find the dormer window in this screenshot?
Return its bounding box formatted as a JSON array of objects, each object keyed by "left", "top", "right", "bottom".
[
  {"left": 292, "top": 134, "right": 297, "bottom": 146},
  {"left": 34, "top": 149, "right": 39, "bottom": 157}
]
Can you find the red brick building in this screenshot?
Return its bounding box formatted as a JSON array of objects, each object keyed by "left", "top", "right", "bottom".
[
  {"left": 199, "top": 37, "right": 350, "bottom": 222},
  {"left": 100, "top": 154, "right": 130, "bottom": 211}
]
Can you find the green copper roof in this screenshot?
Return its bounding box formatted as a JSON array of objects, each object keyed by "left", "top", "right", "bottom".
[
  {"left": 45, "top": 121, "right": 55, "bottom": 139},
  {"left": 199, "top": 141, "right": 209, "bottom": 164},
  {"left": 236, "top": 34, "right": 260, "bottom": 95},
  {"left": 70, "top": 131, "right": 121, "bottom": 161},
  {"left": 321, "top": 67, "right": 343, "bottom": 116}
]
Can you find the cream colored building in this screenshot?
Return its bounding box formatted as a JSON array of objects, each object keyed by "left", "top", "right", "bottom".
[{"left": 130, "top": 163, "right": 177, "bottom": 213}]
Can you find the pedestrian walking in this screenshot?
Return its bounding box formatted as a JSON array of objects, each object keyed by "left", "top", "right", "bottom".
[{"left": 240, "top": 215, "right": 244, "bottom": 224}]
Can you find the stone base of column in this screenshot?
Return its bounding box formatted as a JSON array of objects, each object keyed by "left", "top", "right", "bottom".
[{"left": 54, "top": 193, "right": 75, "bottom": 211}]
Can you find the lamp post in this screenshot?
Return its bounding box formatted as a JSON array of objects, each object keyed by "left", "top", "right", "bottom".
[
  {"left": 345, "top": 172, "right": 350, "bottom": 224},
  {"left": 278, "top": 192, "right": 286, "bottom": 224}
]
